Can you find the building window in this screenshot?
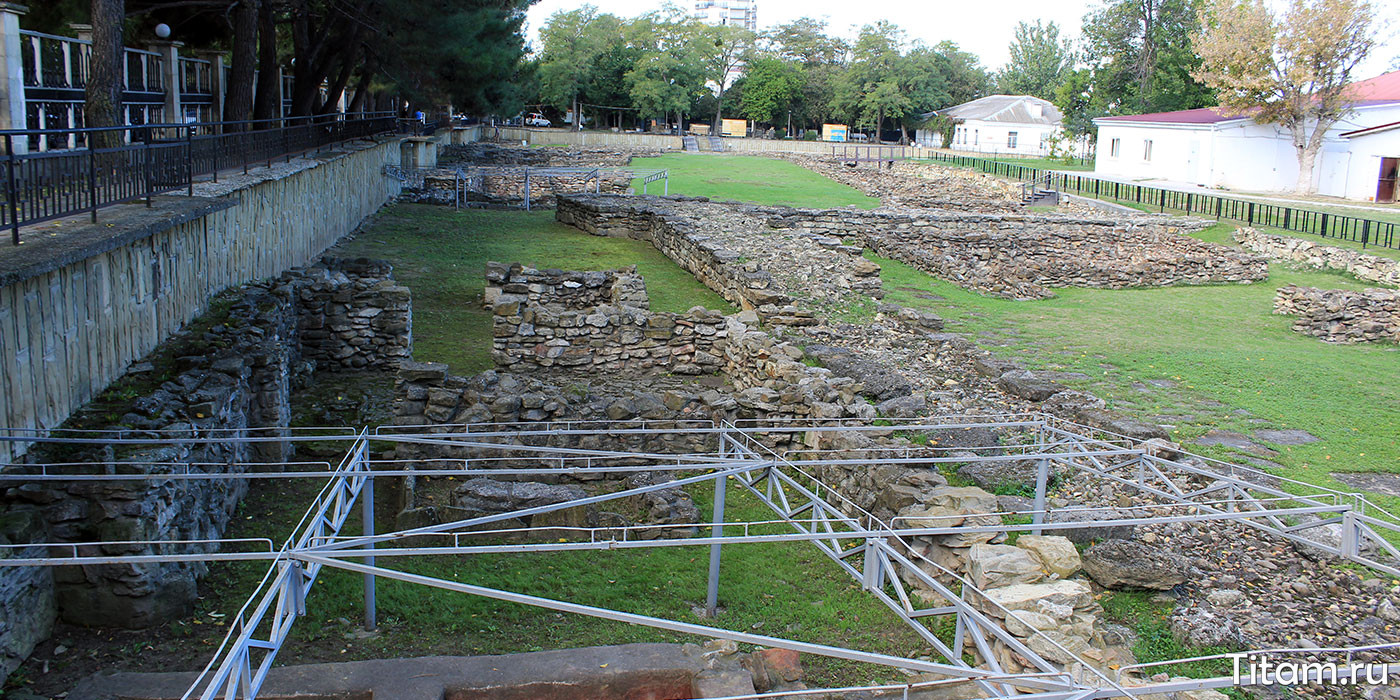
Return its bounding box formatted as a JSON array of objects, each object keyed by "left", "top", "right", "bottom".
[
  {"left": 1143, "top": 140, "right": 1153, "bottom": 161},
  {"left": 973, "top": 129, "right": 979, "bottom": 145},
  {"left": 1110, "top": 138, "right": 1120, "bottom": 158},
  {"left": 1007, "top": 131, "right": 1018, "bottom": 149},
  {"left": 1040, "top": 133, "right": 1048, "bottom": 152}
]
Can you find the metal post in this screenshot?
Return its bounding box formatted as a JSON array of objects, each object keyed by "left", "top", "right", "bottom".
[
  {"left": 6, "top": 133, "right": 19, "bottom": 245},
  {"left": 88, "top": 139, "right": 98, "bottom": 223},
  {"left": 1340, "top": 509, "right": 1359, "bottom": 558},
  {"left": 523, "top": 167, "right": 531, "bottom": 211},
  {"left": 363, "top": 473, "right": 377, "bottom": 631},
  {"left": 289, "top": 560, "right": 307, "bottom": 616},
  {"left": 705, "top": 471, "right": 726, "bottom": 617},
  {"left": 1031, "top": 457, "right": 1049, "bottom": 536},
  {"left": 861, "top": 539, "right": 881, "bottom": 591},
  {"left": 186, "top": 125, "right": 194, "bottom": 196}
]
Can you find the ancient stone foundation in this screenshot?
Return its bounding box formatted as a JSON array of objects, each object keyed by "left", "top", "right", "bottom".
[
  {"left": 771, "top": 208, "right": 1266, "bottom": 300},
  {"left": 1274, "top": 284, "right": 1400, "bottom": 344},
  {"left": 0, "top": 258, "right": 410, "bottom": 676},
  {"left": 557, "top": 194, "right": 1267, "bottom": 303},
  {"left": 1235, "top": 227, "right": 1400, "bottom": 286}
]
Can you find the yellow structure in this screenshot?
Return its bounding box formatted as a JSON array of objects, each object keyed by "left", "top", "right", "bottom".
[
  {"left": 721, "top": 119, "right": 747, "bottom": 137},
  {"left": 822, "top": 123, "right": 849, "bottom": 142}
]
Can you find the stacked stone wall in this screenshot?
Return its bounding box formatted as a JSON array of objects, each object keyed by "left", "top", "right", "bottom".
[
  {"left": 1234, "top": 227, "right": 1400, "bottom": 286},
  {"left": 0, "top": 258, "right": 410, "bottom": 677},
  {"left": 1274, "top": 284, "right": 1400, "bottom": 344},
  {"left": 556, "top": 196, "right": 790, "bottom": 310},
  {"left": 769, "top": 209, "right": 1266, "bottom": 299},
  {"left": 295, "top": 257, "right": 413, "bottom": 370}
]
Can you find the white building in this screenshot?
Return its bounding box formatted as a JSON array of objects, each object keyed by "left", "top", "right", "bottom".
[
  {"left": 916, "top": 95, "right": 1065, "bottom": 156},
  {"left": 1092, "top": 71, "right": 1400, "bottom": 202},
  {"left": 693, "top": 0, "right": 757, "bottom": 30}
]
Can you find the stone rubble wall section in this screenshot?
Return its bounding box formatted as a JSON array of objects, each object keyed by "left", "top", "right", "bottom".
[
  {"left": 775, "top": 154, "right": 1023, "bottom": 212},
  {"left": 770, "top": 208, "right": 1265, "bottom": 300},
  {"left": 484, "top": 261, "right": 650, "bottom": 311},
  {"left": 1235, "top": 227, "right": 1400, "bottom": 286},
  {"left": 294, "top": 257, "right": 413, "bottom": 370},
  {"left": 0, "top": 258, "right": 410, "bottom": 672},
  {"left": 420, "top": 172, "right": 633, "bottom": 206},
  {"left": 1273, "top": 284, "right": 1400, "bottom": 344},
  {"left": 556, "top": 195, "right": 791, "bottom": 311}
]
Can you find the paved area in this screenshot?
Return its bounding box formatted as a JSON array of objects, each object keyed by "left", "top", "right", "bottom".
[{"left": 67, "top": 644, "right": 705, "bottom": 700}]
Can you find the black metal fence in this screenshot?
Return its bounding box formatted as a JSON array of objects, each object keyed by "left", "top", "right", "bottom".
[
  {"left": 2, "top": 112, "right": 399, "bottom": 245},
  {"left": 919, "top": 151, "right": 1399, "bottom": 251}
]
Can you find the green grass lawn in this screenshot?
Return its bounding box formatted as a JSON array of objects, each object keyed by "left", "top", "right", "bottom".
[
  {"left": 990, "top": 156, "right": 1095, "bottom": 172},
  {"left": 191, "top": 475, "right": 932, "bottom": 690},
  {"left": 335, "top": 205, "right": 732, "bottom": 374},
  {"left": 629, "top": 153, "right": 881, "bottom": 209},
  {"left": 874, "top": 236, "right": 1400, "bottom": 516}
]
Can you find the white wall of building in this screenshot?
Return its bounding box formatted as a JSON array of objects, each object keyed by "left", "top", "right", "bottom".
[
  {"left": 921, "top": 120, "right": 1059, "bottom": 155},
  {"left": 1092, "top": 103, "right": 1400, "bottom": 200},
  {"left": 1334, "top": 128, "right": 1400, "bottom": 201}
]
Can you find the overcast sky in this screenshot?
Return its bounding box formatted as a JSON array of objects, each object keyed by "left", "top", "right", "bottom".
[{"left": 524, "top": 0, "right": 1400, "bottom": 79}]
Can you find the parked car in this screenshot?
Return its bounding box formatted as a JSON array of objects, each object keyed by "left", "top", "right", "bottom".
[
  {"left": 850, "top": 132, "right": 870, "bottom": 142},
  {"left": 525, "top": 112, "right": 552, "bottom": 127}
]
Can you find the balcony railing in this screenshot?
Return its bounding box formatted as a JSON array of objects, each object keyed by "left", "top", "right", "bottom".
[{"left": 0, "top": 112, "right": 398, "bottom": 245}]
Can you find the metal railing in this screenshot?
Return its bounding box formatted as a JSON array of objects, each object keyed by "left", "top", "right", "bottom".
[
  {"left": 0, "top": 111, "right": 398, "bottom": 245},
  {"left": 918, "top": 150, "right": 1400, "bottom": 251}
]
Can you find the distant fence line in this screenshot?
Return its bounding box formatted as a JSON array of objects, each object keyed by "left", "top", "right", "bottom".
[{"left": 919, "top": 151, "right": 1399, "bottom": 252}]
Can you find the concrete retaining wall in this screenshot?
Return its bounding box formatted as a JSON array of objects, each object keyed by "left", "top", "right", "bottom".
[{"left": 0, "top": 137, "right": 406, "bottom": 463}]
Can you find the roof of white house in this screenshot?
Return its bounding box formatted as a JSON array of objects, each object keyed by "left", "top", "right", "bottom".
[
  {"left": 1342, "top": 120, "right": 1400, "bottom": 139},
  {"left": 1095, "top": 70, "right": 1400, "bottom": 127},
  {"left": 923, "top": 95, "right": 1062, "bottom": 126}
]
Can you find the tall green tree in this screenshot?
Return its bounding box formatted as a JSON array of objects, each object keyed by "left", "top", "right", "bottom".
[
  {"left": 1076, "top": 0, "right": 1215, "bottom": 115},
  {"left": 996, "top": 20, "right": 1073, "bottom": 99},
  {"left": 624, "top": 11, "right": 705, "bottom": 130},
  {"left": 739, "top": 55, "right": 802, "bottom": 126},
  {"left": 692, "top": 23, "right": 757, "bottom": 128},
  {"left": 538, "top": 7, "right": 614, "bottom": 128}
]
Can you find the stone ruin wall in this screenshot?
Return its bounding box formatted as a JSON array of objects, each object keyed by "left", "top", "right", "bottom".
[
  {"left": 555, "top": 196, "right": 794, "bottom": 312},
  {"left": 1274, "top": 284, "right": 1400, "bottom": 344},
  {"left": 486, "top": 263, "right": 726, "bottom": 375},
  {"left": 0, "top": 258, "right": 410, "bottom": 677},
  {"left": 770, "top": 208, "right": 1268, "bottom": 300},
  {"left": 1235, "top": 227, "right": 1400, "bottom": 286},
  {"left": 773, "top": 154, "right": 1024, "bottom": 212}
]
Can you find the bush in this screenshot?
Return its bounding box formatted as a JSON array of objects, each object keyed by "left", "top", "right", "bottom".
[{"left": 802, "top": 131, "right": 818, "bottom": 141}]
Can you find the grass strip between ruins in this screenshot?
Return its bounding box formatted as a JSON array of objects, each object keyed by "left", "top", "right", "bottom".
[{"left": 335, "top": 205, "right": 734, "bottom": 375}]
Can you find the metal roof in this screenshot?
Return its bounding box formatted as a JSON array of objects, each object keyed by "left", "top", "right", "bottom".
[{"left": 924, "top": 95, "right": 1062, "bottom": 126}]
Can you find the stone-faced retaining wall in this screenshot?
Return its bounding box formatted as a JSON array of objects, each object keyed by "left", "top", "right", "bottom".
[
  {"left": 1235, "top": 228, "right": 1400, "bottom": 286},
  {"left": 770, "top": 209, "right": 1265, "bottom": 299},
  {"left": 295, "top": 257, "right": 413, "bottom": 370},
  {"left": 0, "top": 258, "right": 410, "bottom": 678},
  {"left": 1273, "top": 284, "right": 1400, "bottom": 344}
]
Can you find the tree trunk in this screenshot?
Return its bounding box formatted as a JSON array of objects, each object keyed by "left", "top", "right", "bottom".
[
  {"left": 714, "top": 88, "right": 724, "bottom": 131},
  {"left": 1292, "top": 120, "right": 1329, "bottom": 194},
  {"left": 224, "top": 0, "right": 257, "bottom": 128},
  {"left": 86, "top": 0, "right": 125, "bottom": 148},
  {"left": 252, "top": 0, "right": 279, "bottom": 123}
]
